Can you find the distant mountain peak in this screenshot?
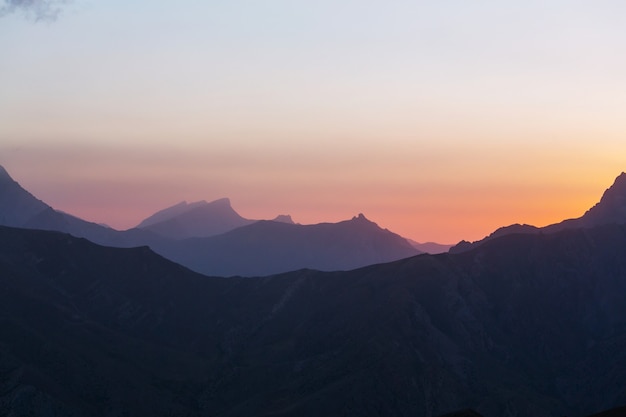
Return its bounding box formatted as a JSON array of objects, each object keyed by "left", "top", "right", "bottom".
[
  {"left": 272, "top": 214, "right": 295, "bottom": 224},
  {"left": 136, "top": 198, "right": 232, "bottom": 229},
  {"left": 212, "top": 197, "right": 232, "bottom": 207},
  {"left": 135, "top": 197, "right": 253, "bottom": 239},
  {"left": 352, "top": 213, "right": 369, "bottom": 221}
]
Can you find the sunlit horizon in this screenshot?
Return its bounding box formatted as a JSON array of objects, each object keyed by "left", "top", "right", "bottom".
[{"left": 1, "top": 1, "right": 625, "bottom": 243}]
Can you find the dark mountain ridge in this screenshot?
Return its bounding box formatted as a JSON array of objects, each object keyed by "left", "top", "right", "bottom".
[
  {"left": 451, "top": 172, "right": 626, "bottom": 253},
  {"left": 1, "top": 224, "right": 625, "bottom": 416}
]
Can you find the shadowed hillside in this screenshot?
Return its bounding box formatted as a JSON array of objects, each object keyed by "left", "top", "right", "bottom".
[{"left": 1, "top": 224, "right": 626, "bottom": 416}]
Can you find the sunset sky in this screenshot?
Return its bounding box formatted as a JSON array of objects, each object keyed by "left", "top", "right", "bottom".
[{"left": 1, "top": 1, "right": 625, "bottom": 243}]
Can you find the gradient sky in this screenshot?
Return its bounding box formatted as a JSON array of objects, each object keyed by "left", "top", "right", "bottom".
[{"left": 1, "top": 0, "right": 625, "bottom": 243}]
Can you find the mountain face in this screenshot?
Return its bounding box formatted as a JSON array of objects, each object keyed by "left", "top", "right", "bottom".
[
  {"left": 136, "top": 198, "right": 255, "bottom": 239},
  {"left": 451, "top": 172, "right": 626, "bottom": 253},
  {"left": 154, "top": 213, "right": 420, "bottom": 276},
  {"left": 1, "top": 224, "right": 626, "bottom": 417}
]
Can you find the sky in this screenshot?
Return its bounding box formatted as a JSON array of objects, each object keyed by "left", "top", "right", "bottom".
[{"left": 1, "top": 0, "right": 625, "bottom": 243}]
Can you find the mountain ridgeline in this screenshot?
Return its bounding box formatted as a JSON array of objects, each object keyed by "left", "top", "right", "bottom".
[
  {"left": 0, "top": 165, "right": 420, "bottom": 276},
  {"left": 2, "top": 166, "right": 626, "bottom": 415},
  {"left": 451, "top": 172, "right": 626, "bottom": 253},
  {"left": 1, "top": 223, "right": 626, "bottom": 416},
  {"left": 158, "top": 213, "right": 420, "bottom": 276},
  {"left": 135, "top": 198, "right": 256, "bottom": 239}
]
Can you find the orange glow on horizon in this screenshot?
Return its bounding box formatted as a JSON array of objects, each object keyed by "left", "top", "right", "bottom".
[{"left": 3, "top": 146, "right": 618, "bottom": 245}]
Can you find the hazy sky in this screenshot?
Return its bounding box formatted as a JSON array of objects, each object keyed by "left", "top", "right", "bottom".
[{"left": 1, "top": 0, "right": 625, "bottom": 243}]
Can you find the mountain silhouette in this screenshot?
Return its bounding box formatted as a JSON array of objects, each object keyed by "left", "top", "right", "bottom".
[
  {"left": 0, "top": 165, "right": 421, "bottom": 275},
  {"left": 272, "top": 214, "right": 295, "bottom": 224},
  {"left": 451, "top": 172, "right": 626, "bottom": 253},
  {"left": 156, "top": 213, "right": 420, "bottom": 276},
  {"left": 136, "top": 198, "right": 255, "bottom": 239},
  {"left": 546, "top": 172, "right": 626, "bottom": 231},
  {"left": 1, "top": 224, "right": 625, "bottom": 416},
  {"left": 0, "top": 165, "right": 165, "bottom": 248}
]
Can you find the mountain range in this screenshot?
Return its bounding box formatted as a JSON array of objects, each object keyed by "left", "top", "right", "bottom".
[
  {"left": 450, "top": 172, "right": 626, "bottom": 253},
  {"left": 1, "top": 221, "right": 625, "bottom": 416},
  {"left": 2, "top": 166, "right": 626, "bottom": 415},
  {"left": 156, "top": 213, "right": 419, "bottom": 276},
  {"left": 0, "top": 165, "right": 422, "bottom": 275}
]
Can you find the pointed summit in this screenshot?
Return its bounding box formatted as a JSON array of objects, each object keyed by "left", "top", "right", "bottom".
[
  {"left": 348, "top": 213, "right": 381, "bottom": 228},
  {"left": 352, "top": 213, "right": 369, "bottom": 222}
]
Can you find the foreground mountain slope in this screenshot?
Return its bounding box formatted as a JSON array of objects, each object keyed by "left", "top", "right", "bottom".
[
  {"left": 1, "top": 225, "right": 625, "bottom": 416},
  {"left": 156, "top": 213, "right": 421, "bottom": 276},
  {"left": 451, "top": 172, "right": 626, "bottom": 253},
  {"left": 136, "top": 198, "right": 255, "bottom": 239}
]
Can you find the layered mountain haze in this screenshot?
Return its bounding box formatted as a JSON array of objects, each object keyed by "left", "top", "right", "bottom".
[
  {"left": 451, "top": 172, "right": 626, "bottom": 253},
  {"left": 159, "top": 213, "right": 420, "bottom": 276},
  {"left": 0, "top": 165, "right": 423, "bottom": 275},
  {"left": 1, "top": 223, "right": 625, "bottom": 416},
  {"left": 136, "top": 198, "right": 255, "bottom": 239}
]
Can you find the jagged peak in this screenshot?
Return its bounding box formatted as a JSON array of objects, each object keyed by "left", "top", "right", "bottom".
[
  {"left": 349, "top": 213, "right": 381, "bottom": 228},
  {"left": 351, "top": 213, "right": 368, "bottom": 221}
]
